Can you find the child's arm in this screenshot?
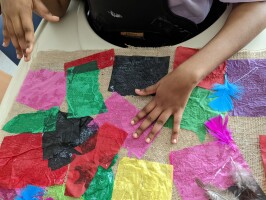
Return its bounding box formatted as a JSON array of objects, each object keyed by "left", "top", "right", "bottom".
[
  {"left": 132, "top": 2, "right": 266, "bottom": 144},
  {"left": 0, "top": 0, "right": 70, "bottom": 62}
]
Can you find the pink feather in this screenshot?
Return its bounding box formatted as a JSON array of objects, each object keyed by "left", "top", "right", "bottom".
[{"left": 205, "top": 115, "right": 235, "bottom": 150}]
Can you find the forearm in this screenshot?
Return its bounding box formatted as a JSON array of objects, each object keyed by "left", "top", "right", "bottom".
[
  {"left": 180, "top": 2, "right": 266, "bottom": 81},
  {"left": 39, "top": 0, "right": 71, "bottom": 18}
]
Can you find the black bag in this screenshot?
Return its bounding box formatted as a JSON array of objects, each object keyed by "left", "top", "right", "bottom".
[{"left": 85, "top": 0, "right": 227, "bottom": 47}]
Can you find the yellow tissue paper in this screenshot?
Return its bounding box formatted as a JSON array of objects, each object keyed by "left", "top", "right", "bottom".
[{"left": 112, "top": 157, "right": 173, "bottom": 200}]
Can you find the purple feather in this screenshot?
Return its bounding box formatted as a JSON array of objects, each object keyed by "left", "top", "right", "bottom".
[{"left": 205, "top": 115, "right": 235, "bottom": 150}]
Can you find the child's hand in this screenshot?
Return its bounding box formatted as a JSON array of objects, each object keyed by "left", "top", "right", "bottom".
[
  {"left": 0, "top": 0, "right": 60, "bottom": 62},
  {"left": 131, "top": 64, "right": 201, "bottom": 144}
]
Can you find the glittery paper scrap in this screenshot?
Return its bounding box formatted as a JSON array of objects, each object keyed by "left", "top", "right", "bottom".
[
  {"left": 108, "top": 56, "right": 169, "bottom": 96},
  {"left": 91, "top": 92, "right": 155, "bottom": 159},
  {"left": 65, "top": 123, "right": 127, "bottom": 198},
  {"left": 165, "top": 87, "right": 221, "bottom": 142},
  {"left": 2, "top": 107, "right": 59, "bottom": 134},
  {"left": 16, "top": 69, "right": 66, "bottom": 110},
  {"left": 0, "top": 134, "right": 67, "bottom": 189},
  {"left": 43, "top": 112, "right": 98, "bottom": 170},
  {"left": 174, "top": 46, "right": 226, "bottom": 90},
  {"left": 83, "top": 155, "right": 118, "bottom": 200},
  {"left": 112, "top": 157, "right": 173, "bottom": 200},
  {"left": 227, "top": 59, "right": 266, "bottom": 117},
  {"left": 64, "top": 49, "right": 115, "bottom": 73},
  {"left": 66, "top": 62, "right": 107, "bottom": 118},
  {"left": 169, "top": 141, "right": 249, "bottom": 200}
]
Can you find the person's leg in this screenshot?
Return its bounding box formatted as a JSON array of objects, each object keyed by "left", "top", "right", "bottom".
[{"left": 41, "top": 0, "right": 71, "bottom": 18}]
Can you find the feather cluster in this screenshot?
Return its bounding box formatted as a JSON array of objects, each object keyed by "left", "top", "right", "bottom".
[
  {"left": 231, "top": 159, "right": 260, "bottom": 200},
  {"left": 209, "top": 75, "right": 243, "bottom": 112},
  {"left": 15, "top": 185, "right": 45, "bottom": 200},
  {"left": 205, "top": 115, "right": 235, "bottom": 150},
  {"left": 195, "top": 159, "right": 265, "bottom": 200},
  {"left": 195, "top": 178, "right": 238, "bottom": 200}
]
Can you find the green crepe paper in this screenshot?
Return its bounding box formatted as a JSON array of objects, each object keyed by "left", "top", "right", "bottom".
[
  {"left": 83, "top": 155, "right": 118, "bottom": 200},
  {"left": 66, "top": 62, "right": 107, "bottom": 118},
  {"left": 165, "top": 87, "right": 221, "bottom": 142},
  {"left": 45, "top": 185, "right": 84, "bottom": 200},
  {"left": 2, "top": 107, "right": 59, "bottom": 134}
]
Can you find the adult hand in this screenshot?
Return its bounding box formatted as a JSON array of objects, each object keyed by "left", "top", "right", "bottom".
[
  {"left": 1, "top": 0, "right": 60, "bottom": 62},
  {"left": 131, "top": 64, "right": 201, "bottom": 144}
]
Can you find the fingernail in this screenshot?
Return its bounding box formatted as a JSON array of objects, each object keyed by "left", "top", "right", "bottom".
[
  {"left": 133, "top": 133, "right": 138, "bottom": 138},
  {"left": 27, "top": 44, "right": 33, "bottom": 52},
  {"left": 2, "top": 42, "right": 6, "bottom": 47},
  {"left": 172, "top": 139, "right": 177, "bottom": 144},
  {"left": 135, "top": 89, "right": 141, "bottom": 92},
  {"left": 146, "top": 138, "right": 151, "bottom": 143},
  {"left": 131, "top": 120, "right": 135, "bottom": 125},
  {"left": 17, "top": 54, "right": 21, "bottom": 59}
]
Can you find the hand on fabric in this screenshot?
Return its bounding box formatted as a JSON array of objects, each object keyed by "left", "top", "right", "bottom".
[
  {"left": 131, "top": 64, "right": 201, "bottom": 144},
  {"left": 0, "top": 0, "right": 59, "bottom": 62}
]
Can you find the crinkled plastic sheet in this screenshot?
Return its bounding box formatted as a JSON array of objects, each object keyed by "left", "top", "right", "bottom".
[
  {"left": 0, "top": 188, "right": 17, "bottom": 200},
  {"left": 16, "top": 69, "right": 66, "bottom": 110},
  {"left": 65, "top": 123, "right": 127, "bottom": 198},
  {"left": 108, "top": 56, "right": 170, "bottom": 96},
  {"left": 42, "top": 112, "right": 98, "bottom": 170},
  {"left": 2, "top": 107, "right": 59, "bottom": 134},
  {"left": 64, "top": 49, "right": 115, "bottom": 72},
  {"left": 169, "top": 141, "right": 249, "bottom": 200},
  {"left": 0, "top": 134, "right": 67, "bottom": 189},
  {"left": 227, "top": 59, "right": 266, "bottom": 117},
  {"left": 165, "top": 87, "right": 221, "bottom": 142},
  {"left": 44, "top": 185, "right": 84, "bottom": 200},
  {"left": 91, "top": 93, "right": 155, "bottom": 158},
  {"left": 260, "top": 135, "right": 266, "bottom": 176},
  {"left": 112, "top": 157, "right": 173, "bottom": 200},
  {"left": 83, "top": 155, "right": 118, "bottom": 200},
  {"left": 66, "top": 62, "right": 107, "bottom": 118},
  {"left": 174, "top": 46, "right": 226, "bottom": 90}
]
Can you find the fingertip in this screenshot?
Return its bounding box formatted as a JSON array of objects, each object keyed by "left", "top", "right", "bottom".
[
  {"left": 17, "top": 54, "right": 22, "bottom": 59},
  {"left": 54, "top": 16, "right": 60, "bottom": 21},
  {"left": 135, "top": 89, "right": 141, "bottom": 94},
  {"left": 24, "top": 56, "right": 30, "bottom": 62},
  {"left": 2, "top": 40, "right": 10, "bottom": 47},
  {"left": 172, "top": 138, "right": 177, "bottom": 144},
  {"left": 133, "top": 133, "right": 138, "bottom": 138},
  {"left": 49, "top": 16, "right": 60, "bottom": 22},
  {"left": 26, "top": 45, "right": 33, "bottom": 54},
  {"left": 131, "top": 120, "right": 135, "bottom": 125},
  {"left": 145, "top": 137, "right": 151, "bottom": 143},
  {"left": 171, "top": 130, "right": 179, "bottom": 144}
]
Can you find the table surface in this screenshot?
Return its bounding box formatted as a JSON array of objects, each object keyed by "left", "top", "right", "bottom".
[{"left": 1, "top": 0, "right": 266, "bottom": 127}]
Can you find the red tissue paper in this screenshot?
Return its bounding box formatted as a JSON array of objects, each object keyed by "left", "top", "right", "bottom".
[
  {"left": 260, "top": 135, "right": 266, "bottom": 175},
  {"left": 0, "top": 134, "right": 67, "bottom": 189},
  {"left": 174, "top": 46, "right": 226, "bottom": 90},
  {"left": 65, "top": 123, "right": 127, "bottom": 198},
  {"left": 64, "top": 49, "right": 115, "bottom": 73}
]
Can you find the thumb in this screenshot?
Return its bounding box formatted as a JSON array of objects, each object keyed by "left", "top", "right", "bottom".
[
  {"left": 135, "top": 83, "right": 158, "bottom": 96},
  {"left": 33, "top": 0, "right": 60, "bottom": 22}
]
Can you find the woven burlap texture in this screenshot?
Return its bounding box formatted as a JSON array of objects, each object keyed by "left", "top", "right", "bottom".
[{"left": 0, "top": 48, "right": 265, "bottom": 200}]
